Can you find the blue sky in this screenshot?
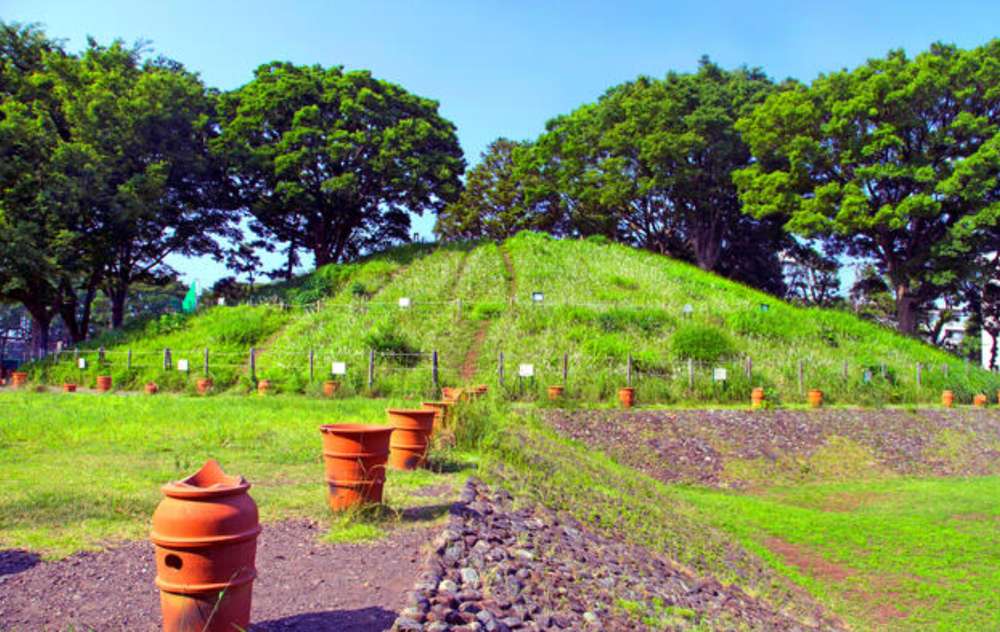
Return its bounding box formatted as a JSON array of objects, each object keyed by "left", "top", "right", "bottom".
[{"left": 3, "top": 0, "right": 998, "bottom": 287}]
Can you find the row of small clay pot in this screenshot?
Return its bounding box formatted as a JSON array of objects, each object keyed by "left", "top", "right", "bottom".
[{"left": 149, "top": 385, "right": 486, "bottom": 632}]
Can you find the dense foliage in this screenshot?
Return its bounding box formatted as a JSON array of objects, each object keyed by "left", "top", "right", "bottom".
[
  {"left": 735, "top": 42, "right": 1000, "bottom": 333},
  {"left": 215, "top": 62, "right": 465, "bottom": 267}
]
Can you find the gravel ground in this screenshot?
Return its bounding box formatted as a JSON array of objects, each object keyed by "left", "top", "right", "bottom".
[
  {"left": 390, "top": 479, "right": 838, "bottom": 631},
  {"left": 546, "top": 408, "right": 1000, "bottom": 487},
  {"left": 0, "top": 521, "right": 437, "bottom": 631}
]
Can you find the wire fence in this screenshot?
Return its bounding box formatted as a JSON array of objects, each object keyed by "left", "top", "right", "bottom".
[{"left": 25, "top": 343, "right": 999, "bottom": 405}]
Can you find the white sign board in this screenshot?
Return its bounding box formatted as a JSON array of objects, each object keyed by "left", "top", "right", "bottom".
[
  {"left": 331, "top": 361, "right": 347, "bottom": 376},
  {"left": 683, "top": 303, "right": 694, "bottom": 315},
  {"left": 217, "top": 297, "right": 226, "bottom": 306},
  {"left": 177, "top": 359, "right": 190, "bottom": 372},
  {"left": 713, "top": 367, "right": 728, "bottom": 381},
  {"left": 518, "top": 363, "right": 535, "bottom": 377},
  {"left": 398, "top": 297, "right": 411, "bottom": 308},
  {"left": 78, "top": 358, "right": 87, "bottom": 369},
  {"left": 531, "top": 292, "right": 544, "bottom": 303}
]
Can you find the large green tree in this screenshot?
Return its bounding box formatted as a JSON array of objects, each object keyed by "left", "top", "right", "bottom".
[
  {"left": 216, "top": 63, "right": 464, "bottom": 266},
  {"left": 533, "top": 58, "right": 789, "bottom": 293},
  {"left": 50, "top": 39, "right": 234, "bottom": 329},
  {"left": 0, "top": 22, "right": 71, "bottom": 352},
  {"left": 436, "top": 138, "right": 562, "bottom": 241},
  {"left": 735, "top": 41, "right": 1000, "bottom": 334}
]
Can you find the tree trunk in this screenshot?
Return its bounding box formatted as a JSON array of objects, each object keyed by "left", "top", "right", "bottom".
[
  {"left": 895, "top": 284, "right": 918, "bottom": 335},
  {"left": 29, "top": 313, "right": 51, "bottom": 359},
  {"left": 110, "top": 287, "right": 127, "bottom": 329}
]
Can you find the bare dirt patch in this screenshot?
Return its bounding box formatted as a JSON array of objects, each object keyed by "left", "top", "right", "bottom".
[
  {"left": 765, "top": 537, "right": 854, "bottom": 583},
  {"left": 0, "top": 521, "right": 438, "bottom": 631}
]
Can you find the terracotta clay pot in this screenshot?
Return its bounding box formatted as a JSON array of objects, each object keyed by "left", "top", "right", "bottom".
[
  {"left": 145, "top": 382, "right": 159, "bottom": 395},
  {"left": 618, "top": 387, "right": 635, "bottom": 408},
  {"left": 196, "top": 378, "right": 213, "bottom": 395},
  {"left": 62, "top": 383, "right": 77, "bottom": 393},
  {"left": 547, "top": 385, "right": 565, "bottom": 401},
  {"left": 257, "top": 380, "right": 271, "bottom": 395},
  {"left": 387, "top": 409, "right": 436, "bottom": 470},
  {"left": 751, "top": 387, "right": 765, "bottom": 409},
  {"left": 973, "top": 393, "right": 988, "bottom": 407},
  {"left": 808, "top": 389, "right": 824, "bottom": 408},
  {"left": 441, "top": 386, "right": 464, "bottom": 403},
  {"left": 319, "top": 424, "right": 393, "bottom": 511},
  {"left": 322, "top": 380, "right": 339, "bottom": 397},
  {"left": 151, "top": 460, "right": 260, "bottom": 632},
  {"left": 421, "top": 401, "right": 450, "bottom": 433},
  {"left": 11, "top": 371, "right": 27, "bottom": 388},
  {"left": 96, "top": 375, "right": 112, "bottom": 393},
  {"left": 941, "top": 390, "right": 954, "bottom": 408}
]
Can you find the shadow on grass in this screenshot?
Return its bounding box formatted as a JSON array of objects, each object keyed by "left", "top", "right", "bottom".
[
  {"left": 0, "top": 549, "right": 41, "bottom": 576},
  {"left": 401, "top": 502, "right": 452, "bottom": 523},
  {"left": 425, "top": 454, "right": 476, "bottom": 474},
  {"left": 251, "top": 606, "right": 397, "bottom": 631}
]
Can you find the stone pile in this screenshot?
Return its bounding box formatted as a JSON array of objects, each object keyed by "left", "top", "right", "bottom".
[{"left": 392, "top": 478, "right": 830, "bottom": 631}]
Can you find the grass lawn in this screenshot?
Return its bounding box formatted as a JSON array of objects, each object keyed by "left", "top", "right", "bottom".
[
  {"left": 676, "top": 477, "right": 1000, "bottom": 631},
  {"left": 482, "top": 408, "right": 1000, "bottom": 631},
  {"left": 0, "top": 391, "right": 475, "bottom": 557}
]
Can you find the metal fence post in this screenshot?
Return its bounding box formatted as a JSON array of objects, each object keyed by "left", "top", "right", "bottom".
[
  {"left": 309, "top": 349, "right": 315, "bottom": 382},
  {"left": 164, "top": 348, "right": 171, "bottom": 371},
  {"left": 627, "top": 353, "right": 633, "bottom": 387},
  {"left": 432, "top": 350, "right": 439, "bottom": 390},
  {"left": 562, "top": 352, "right": 568, "bottom": 384},
  {"left": 842, "top": 360, "right": 848, "bottom": 380},
  {"left": 249, "top": 348, "right": 256, "bottom": 382},
  {"left": 367, "top": 349, "right": 375, "bottom": 390},
  {"left": 98, "top": 346, "right": 105, "bottom": 365},
  {"left": 745, "top": 356, "right": 752, "bottom": 379},
  {"left": 916, "top": 362, "right": 922, "bottom": 387},
  {"left": 498, "top": 351, "right": 505, "bottom": 386},
  {"left": 687, "top": 358, "right": 694, "bottom": 390},
  {"left": 798, "top": 359, "right": 804, "bottom": 396},
  {"left": 203, "top": 348, "right": 210, "bottom": 377},
  {"left": 127, "top": 348, "right": 132, "bottom": 371}
]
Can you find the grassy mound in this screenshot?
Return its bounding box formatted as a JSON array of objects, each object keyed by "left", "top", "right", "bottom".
[{"left": 25, "top": 231, "right": 1000, "bottom": 403}]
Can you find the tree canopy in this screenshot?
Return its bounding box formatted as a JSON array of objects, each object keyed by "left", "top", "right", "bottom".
[
  {"left": 734, "top": 41, "right": 1000, "bottom": 333},
  {"left": 529, "top": 58, "right": 790, "bottom": 293},
  {"left": 215, "top": 62, "right": 465, "bottom": 267},
  {"left": 435, "top": 138, "right": 562, "bottom": 241}
]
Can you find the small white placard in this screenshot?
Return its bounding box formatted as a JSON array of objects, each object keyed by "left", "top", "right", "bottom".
[
  {"left": 217, "top": 297, "right": 226, "bottom": 306},
  {"left": 77, "top": 358, "right": 87, "bottom": 369},
  {"left": 177, "top": 359, "right": 190, "bottom": 372},
  {"left": 713, "top": 367, "right": 728, "bottom": 381},
  {"left": 531, "top": 292, "right": 544, "bottom": 303},
  {"left": 683, "top": 303, "right": 694, "bottom": 314},
  {"left": 398, "top": 297, "right": 411, "bottom": 308},
  {"left": 518, "top": 363, "right": 535, "bottom": 377},
  {"left": 331, "top": 361, "right": 347, "bottom": 376}
]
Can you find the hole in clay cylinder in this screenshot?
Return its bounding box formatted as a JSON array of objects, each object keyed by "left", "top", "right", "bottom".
[{"left": 165, "top": 554, "right": 183, "bottom": 570}]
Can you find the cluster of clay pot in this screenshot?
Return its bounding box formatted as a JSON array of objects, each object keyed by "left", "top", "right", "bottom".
[
  {"left": 147, "top": 386, "right": 486, "bottom": 630},
  {"left": 945, "top": 389, "right": 997, "bottom": 408}
]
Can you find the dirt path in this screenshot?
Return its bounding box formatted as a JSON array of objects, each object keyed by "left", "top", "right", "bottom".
[
  {"left": 0, "top": 521, "right": 439, "bottom": 631},
  {"left": 459, "top": 247, "right": 516, "bottom": 382}
]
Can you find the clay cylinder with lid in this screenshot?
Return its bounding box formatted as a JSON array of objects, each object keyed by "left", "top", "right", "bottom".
[{"left": 151, "top": 460, "right": 260, "bottom": 632}]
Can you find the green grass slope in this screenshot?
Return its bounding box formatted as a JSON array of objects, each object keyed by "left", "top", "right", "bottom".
[{"left": 27, "top": 231, "right": 1000, "bottom": 403}]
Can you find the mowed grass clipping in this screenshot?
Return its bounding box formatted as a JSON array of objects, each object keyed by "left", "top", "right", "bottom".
[{"left": 0, "top": 392, "right": 474, "bottom": 557}]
